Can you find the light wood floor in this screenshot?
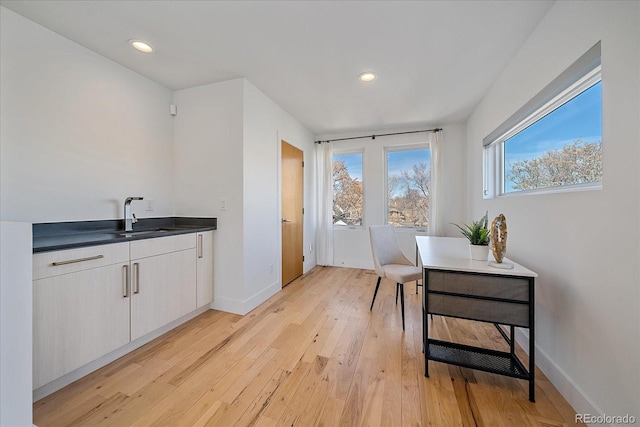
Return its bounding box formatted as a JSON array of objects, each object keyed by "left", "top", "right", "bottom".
[{"left": 34, "top": 266, "right": 582, "bottom": 427}]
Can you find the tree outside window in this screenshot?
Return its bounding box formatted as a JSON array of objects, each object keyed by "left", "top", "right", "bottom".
[
  {"left": 332, "top": 153, "right": 363, "bottom": 226},
  {"left": 504, "top": 81, "right": 602, "bottom": 193},
  {"left": 387, "top": 147, "right": 430, "bottom": 227}
]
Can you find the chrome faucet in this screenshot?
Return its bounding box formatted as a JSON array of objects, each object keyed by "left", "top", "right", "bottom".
[{"left": 124, "top": 197, "right": 144, "bottom": 232}]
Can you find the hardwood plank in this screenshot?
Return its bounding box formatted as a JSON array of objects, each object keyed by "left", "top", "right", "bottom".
[
  {"left": 83, "top": 380, "right": 176, "bottom": 427},
  {"left": 189, "top": 400, "right": 224, "bottom": 427},
  {"left": 33, "top": 266, "right": 584, "bottom": 427},
  {"left": 448, "top": 365, "right": 483, "bottom": 427},
  {"left": 38, "top": 394, "right": 107, "bottom": 427},
  {"left": 274, "top": 355, "right": 330, "bottom": 427},
  {"left": 470, "top": 382, "right": 534, "bottom": 427},
  {"left": 33, "top": 363, "right": 141, "bottom": 422},
  {"left": 365, "top": 379, "right": 386, "bottom": 427},
  {"left": 232, "top": 369, "right": 291, "bottom": 427},
  {"left": 261, "top": 360, "right": 312, "bottom": 421},
  {"left": 199, "top": 351, "right": 285, "bottom": 426},
  {"left": 316, "top": 396, "right": 345, "bottom": 427},
  {"left": 400, "top": 321, "right": 422, "bottom": 427},
  {"left": 129, "top": 356, "right": 255, "bottom": 426},
  {"left": 71, "top": 392, "right": 130, "bottom": 427},
  {"left": 277, "top": 363, "right": 332, "bottom": 427},
  {"left": 97, "top": 356, "right": 172, "bottom": 398},
  {"left": 332, "top": 315, "right": 370, "bottom": 401}
]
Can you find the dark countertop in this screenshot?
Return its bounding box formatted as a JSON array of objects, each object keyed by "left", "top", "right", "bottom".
[{"left": 33, "top": 217, "right": 217, "bottom": 253}]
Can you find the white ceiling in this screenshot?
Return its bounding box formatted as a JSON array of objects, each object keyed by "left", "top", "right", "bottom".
[{"left": 1, "top": 0, "right": 554, "bottom": 136}]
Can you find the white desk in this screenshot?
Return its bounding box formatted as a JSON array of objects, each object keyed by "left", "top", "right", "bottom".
[{"left": 416, "top": 236, "right": 538, "bottom": 402}]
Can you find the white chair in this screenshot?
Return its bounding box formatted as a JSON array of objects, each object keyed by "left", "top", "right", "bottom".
[{"left": 369, "top": 225, "right": 422, "bottom": 330}]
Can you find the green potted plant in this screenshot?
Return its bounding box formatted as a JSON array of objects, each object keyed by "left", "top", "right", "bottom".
[{"left": 452, "top": 211, "right": 490, "bottom": 260}]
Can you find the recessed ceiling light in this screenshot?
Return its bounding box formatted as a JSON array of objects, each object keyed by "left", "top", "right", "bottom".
[
  {"left": 129, "top": 39, "right": 154, "bottom": 53},
  {"left": 359, "top": 72, "right": 377, "bottom": 82}
]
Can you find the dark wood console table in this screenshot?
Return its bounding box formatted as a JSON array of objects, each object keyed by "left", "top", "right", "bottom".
[{"left": 416, "top": 236, "right": 538, "bottom": 402}]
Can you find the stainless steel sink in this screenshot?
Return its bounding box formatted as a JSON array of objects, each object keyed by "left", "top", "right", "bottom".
[{"left": 117, "top": 227, "right": 179, "bottom": 237}]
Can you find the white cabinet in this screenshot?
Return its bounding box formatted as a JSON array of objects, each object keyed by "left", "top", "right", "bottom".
[
  {"left": 33, "top": 231, "right": 213, "bottom": 390},
  {"left": 32, "top": 243, "right": 130, "bottom": 389},
  {"left": 130, "top": 234, "right": 197, "bottom": 340},
  {"left": 196, "top": 231, "right": 214, "bottom": 307}
]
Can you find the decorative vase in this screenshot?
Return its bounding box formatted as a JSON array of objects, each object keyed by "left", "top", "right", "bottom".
[
  {"left": 490, "top": 214, "right": 508, "bottom": 263},
  {"left": 469, "top": 244, "right": 489, "bottom": 261}
]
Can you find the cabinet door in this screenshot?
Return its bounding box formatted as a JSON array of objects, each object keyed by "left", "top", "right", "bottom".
[
  {"left": 130, "top": 249, "right": 197, "bottom": 341},
  {"left": 196, "top": 231, "right": 214, "bottom": 307},
  {"left": 33, "top": 263, "right": 130, "bottom": 389}
]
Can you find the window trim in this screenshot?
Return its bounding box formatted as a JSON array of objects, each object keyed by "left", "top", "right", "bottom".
[
  {"left": 384, "top": 143, "right": 430, "bottom": 229},
  {"left": 483, "top": 41, "right": 602, "bottom": 198},
  {"left": 331, "top": 149, "right": 365, "bottom": 228}
]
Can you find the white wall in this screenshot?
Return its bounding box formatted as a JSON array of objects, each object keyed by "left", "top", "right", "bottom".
[
  {"left": 242, "top": 81, "right": 316, "bottom": 303},
  {"left": 173, "top": 79, "right": 315, "bottom": 315},
  {"left": 172, "top": 79, "right": 246, "bottom": 312},
  {"left": 435, "top": 124, "right": 468, "bottom": 237},
  {"left": 0, "top": 8, "right": 175, "bottom": 223},
  {"left": 319, "top": 124, "right": 467, "bottom": 269},
  {"left": 466, "top": 1, "right": 639, "bottom": 422},
  {"left": 0, "top": 222, "right": 33, "bottom": 427}
]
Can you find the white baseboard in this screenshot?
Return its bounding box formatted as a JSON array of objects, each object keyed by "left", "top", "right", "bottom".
[
  {"left": 243, "top": 280, "right": 281, "bottom": 313},
  {"left": 211, "top": 296, "right": 247, "bottom": 315},
  {"left": 33, "top": 305, "right": 210, "bottom": 402},
  {"left": 304, "top": 259, "right": 316, "bottom": 273},
  {"left": 332, "top": 258, "right": 373, "bottom": 270},
  {"left": 513, "top": 328, "right": 604, "bottom": 425},
  {"left": 211, "top": 280, "right": 281, "bottom": 315}
]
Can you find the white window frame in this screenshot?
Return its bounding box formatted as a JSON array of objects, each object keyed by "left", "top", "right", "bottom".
[
  {"left": 384, "top": 143, "right": 430, "bottom": 230},
  {"left": 332, "top": 148, "right": 365, "bottom": 229},
  {"left": 483, "top": 42, "right": 602, "bottom": 198}
]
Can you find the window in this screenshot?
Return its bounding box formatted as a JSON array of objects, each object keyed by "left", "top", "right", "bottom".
[
  {"left": 386, "top": 146, "right": 430, "bottom": 227},
  {"left": 332, "top": 152, "right": 363, "bottom": 226},
  {"left": 484, "top": 42, "right": 602, "bottom": 197},
  {"left": 504, "top": 82, "right": 601, "bottom": 193}
]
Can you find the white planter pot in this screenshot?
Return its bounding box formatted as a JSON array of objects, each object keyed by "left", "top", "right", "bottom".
[{"left": 469, "top": 244, "right": 489, "bottom": 261}]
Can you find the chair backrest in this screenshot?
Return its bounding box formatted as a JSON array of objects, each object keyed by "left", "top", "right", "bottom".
[{"left": 369, "top": 225, "right": 411, "bottom": 278}]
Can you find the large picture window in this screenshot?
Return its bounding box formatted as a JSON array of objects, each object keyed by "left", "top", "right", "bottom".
[
  {"left": 386, "top": 146, "right": 430, "bottom": 227},
  {"left": 332, "top": 152, "right": 363, "bottom": 226},
  {"left": 484, "top": 42, "right": 602, "bottom": 197}
]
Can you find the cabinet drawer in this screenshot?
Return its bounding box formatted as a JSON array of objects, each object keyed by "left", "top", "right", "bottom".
[
  {"left": 130, "top": 233, "right": 196, "bottom": 260},
  {"left": 428, "top": 294, "right": 529, "bottom": 327},
  {"left": 33, "top": 242, "right": 129, "bottom": 280},
  {"left": 428, "top": 271, "right": 529, "bottom": 302}
]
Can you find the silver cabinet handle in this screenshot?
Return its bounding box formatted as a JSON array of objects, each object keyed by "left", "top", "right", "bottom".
[
  {"left": 52, "top": 254, "right": 104, "bottom": 266},
  {"left": 123, "top": 265, "right": 129, "bottom": 298},
  {"left": 282, "top": 218, "right": 292, "bottom": 223},
  {"left": 198, "top": 234, "right": 203, "bottom": 259},
  {"left": 133, "top": 262, "right": 140, "bottom": 294}
]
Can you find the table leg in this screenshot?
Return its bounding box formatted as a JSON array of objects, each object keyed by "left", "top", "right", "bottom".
[
  {"left": 529, "top": 277, "right": 535, "bottom": 402},
  {"left": 415, "top": 244, "right": 420, "bottom": 294},
  {"left": 423, "top": 267, "right": 429, "bottom": 377},
  {"left": 510, "top": 325, "right": 515, "bottom": 355}
]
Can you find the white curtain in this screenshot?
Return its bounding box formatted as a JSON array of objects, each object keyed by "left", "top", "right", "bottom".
[
  {"left": 316, "top": 142, "right": 334, "bottom": 265},
  {"left": 429, "top": 130, "right": 444, "bottom": 236}
]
